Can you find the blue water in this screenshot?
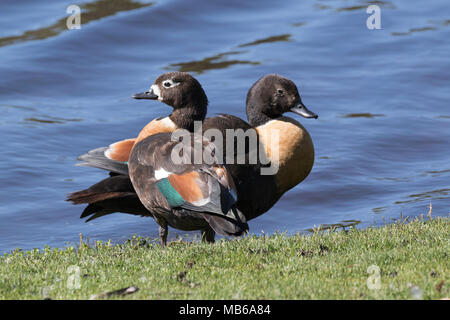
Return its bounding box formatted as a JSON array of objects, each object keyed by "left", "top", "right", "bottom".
[{"left": 0, "top": 0, "right": 449, "bottom": 254}]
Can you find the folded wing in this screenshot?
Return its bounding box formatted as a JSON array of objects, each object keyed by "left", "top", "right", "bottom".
[{"left": 129, "top": 132, "right": 248, "bottom": 236}]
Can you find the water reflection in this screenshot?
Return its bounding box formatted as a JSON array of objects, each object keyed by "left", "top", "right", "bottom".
[
  {"left": 335, "top": 0, "right": 396, "bottom": 12},
  {"left": 313, "top": 4, "right": 332, "bottom": 11},
  {"left": 336, "top": 5, "right": 369, "bottom": 12},
  {"left": 372, "top": 207, "right": 387, "bottom": 214},
  {"left": 394, "top": 189, "right": 450, "bottom": 204},
  {"left": 168, "top": 34, "right": 292, "bottom": 74},
  {"left": 0, "top": 0, "right": 153, "bottom": 47},
  {"left": 238, "top": 34, "right": 291, "bottom": 48},
  {"left": 392, "top": 27, "right": 437, "bottom": 36},
  {"left": 24, "top": 116, "right": 82, "bottom": 124},
  {"left": 291, "top": 22, "right": 306, "bottom": 27},
  {"left": 0, "top": 104, "right": 37, "bottom": 112},
  {"left": 392, "top": 17, "right": 449, "bottom": 36},
  {"left": 166, "top": 51, "right": 259, "bottom": 74},
  {"left": 314, "top": 0, "right": 396, "bottom": 12},
  {"left": 375, "top": 177, "right": 412, "bottom": 182},
  {"left": 340, "top": 113, "right": 385, "bottom": 118},
  {"left": 424, "top": 169, "right": 450, "bottom": 176}
]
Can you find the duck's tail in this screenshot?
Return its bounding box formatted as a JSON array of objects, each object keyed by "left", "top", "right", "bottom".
[
  {"left": 67, "top": 175, "right": 151, "bottom": 221},
  {"left": 77, "top": 147, "right": 129, "bottom": 176},
  {"left": 202, "top": 206, "right": 249, "bottom": 237}
]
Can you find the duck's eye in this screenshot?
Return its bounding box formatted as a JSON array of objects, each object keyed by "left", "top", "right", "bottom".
[
  {"left": 277, "top": 89, "right": 284, "bottom": 95},
  {"left": 162, "top": 79, "right": 180, "bottom": 88}
]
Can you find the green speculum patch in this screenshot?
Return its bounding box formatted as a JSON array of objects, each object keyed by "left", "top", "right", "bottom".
[{"left": 156, "top": 178, "right": 186, "bottom": 207}]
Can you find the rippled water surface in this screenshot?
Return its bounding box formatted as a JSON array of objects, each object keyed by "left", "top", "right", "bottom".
[{"left": 1, "top": 0, "right": 449, "bottom": 253}]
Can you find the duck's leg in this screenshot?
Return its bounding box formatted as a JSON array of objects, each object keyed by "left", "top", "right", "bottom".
[
  {"left": 201, "top": 227, "right": 215, "bottom": 243},
  {"left": 158, "top": 220, "right": 168, "bottom": 247}
]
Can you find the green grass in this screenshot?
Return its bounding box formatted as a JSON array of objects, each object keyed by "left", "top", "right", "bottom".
[{"left": 0, "top": 217, "right": 448, "bottom": 300}]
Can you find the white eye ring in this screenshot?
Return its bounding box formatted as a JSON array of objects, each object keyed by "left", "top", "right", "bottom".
[{"left": 162, "top": 79, "right": 180, "bottom": 89}]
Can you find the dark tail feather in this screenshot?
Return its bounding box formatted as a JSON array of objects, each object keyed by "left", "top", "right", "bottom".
[
  {"left": 202, "top": 207, "right": 249, "bottom": 237},
  {"left": 67, "top": 175, "right": 135, "bottom": 204},
  {"left": 77, "top": 147, "right": 129, "bottom": 175},
  {"left": 67, "top": 189, "right": 127, "bottom": 205},
  {"left": 67, "top": 175, "right": 151, "bottom": 221},
  {"left": 80, "top": 194, "right": 151, "bottom": 222}
]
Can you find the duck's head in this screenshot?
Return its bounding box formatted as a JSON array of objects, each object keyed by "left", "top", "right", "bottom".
[
  {"left": 133, "top": 72, "right": 208, "bottom": 129},
  {"left": 246, "top": 74, "right": 318, "bottom": 126}
]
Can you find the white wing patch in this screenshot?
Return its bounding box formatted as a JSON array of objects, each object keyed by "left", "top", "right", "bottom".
[{"left": 154, "top": 168, "right": 170, "bottom": 180}]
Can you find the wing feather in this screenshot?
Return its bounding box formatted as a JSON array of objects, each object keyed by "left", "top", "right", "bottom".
[{"left": 129, "top": 132, "right": 248, "bottom": 235}]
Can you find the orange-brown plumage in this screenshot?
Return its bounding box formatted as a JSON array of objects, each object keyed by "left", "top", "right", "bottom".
[
  {"left": 105, "top": 117, "right": 177, "bottom": 162},
  {"left": 106, "top": 139, "right": 136, "bottom": 162},
  {"left": 135, "top": 117, "right": 177, "bottom": 144},
  {"left": 168, "top": 171, "right": 205, "bottom": 203}
]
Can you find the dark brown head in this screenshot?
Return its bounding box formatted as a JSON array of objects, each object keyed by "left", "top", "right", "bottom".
[
  {"left": 246, "top": 74, "right": 318, "bottom": 127},
  {"left": 132, "top": 72, "right": 208, "bottom": 130}
]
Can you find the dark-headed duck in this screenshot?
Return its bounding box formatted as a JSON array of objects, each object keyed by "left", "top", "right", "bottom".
[
  {"left": 77, "top": 71, "right": 207, "bottom": 174},
  {"left": 69, "top": 71, "right": 248, "bottom": 245},
  {"left": 68, "top": 74, "right": 318, "bottom": 243},
  {"left": 201, "top": 74, "right": 317, "bottom": 220}
]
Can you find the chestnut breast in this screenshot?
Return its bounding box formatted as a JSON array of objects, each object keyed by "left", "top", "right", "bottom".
[
  {"left": 135, "top": 116, "right": 177, "bottom": 145},
  {"left": 256, "top": 116, "right": 314, "bottom": 195}
]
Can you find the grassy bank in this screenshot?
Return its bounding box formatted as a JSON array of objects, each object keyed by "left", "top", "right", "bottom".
[{"left": 0, "top": 217, "right": 448, "bottom": 300}]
